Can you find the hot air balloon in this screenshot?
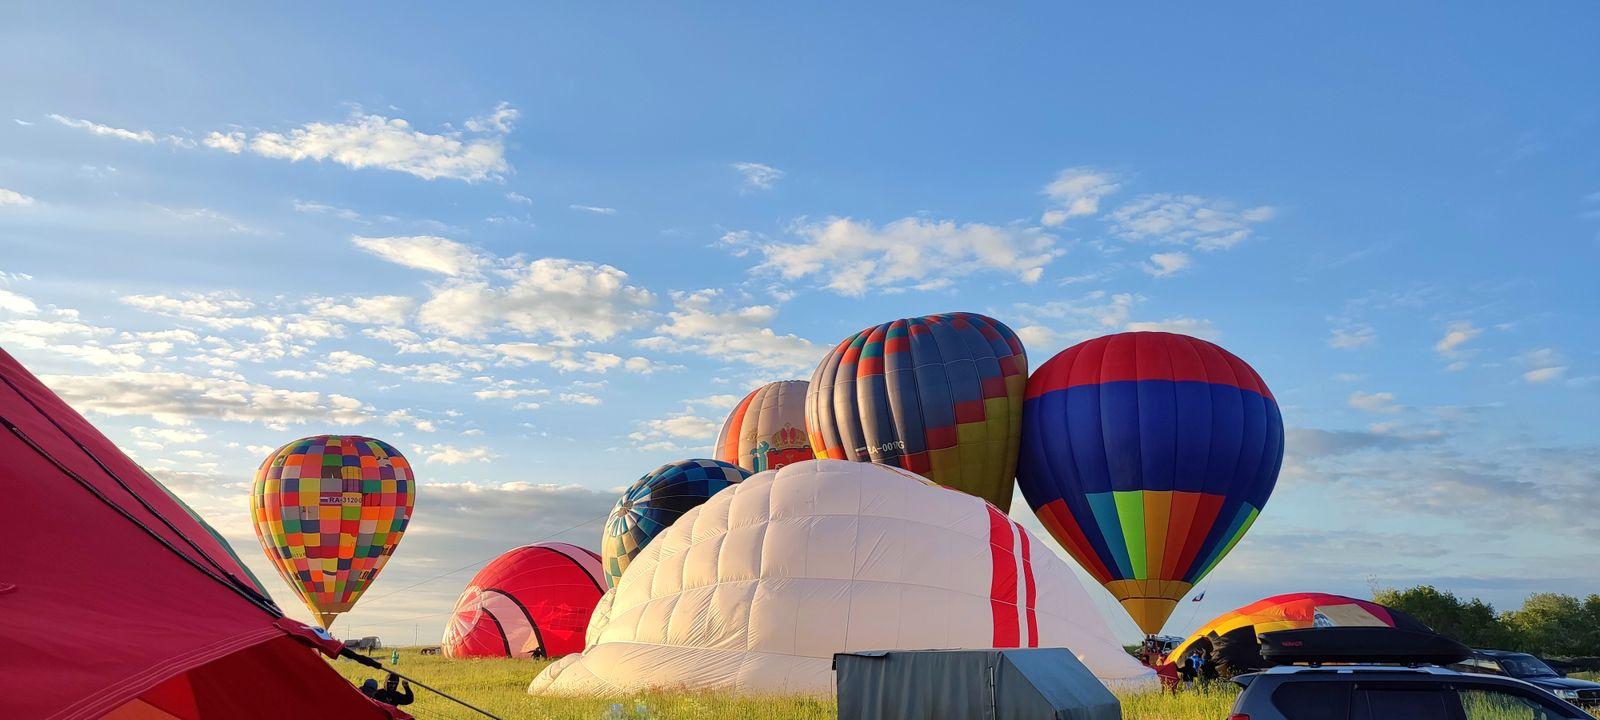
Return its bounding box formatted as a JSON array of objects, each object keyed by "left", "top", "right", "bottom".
[
  {"left": 442, "top": 542, "right": 607, "bottom": 659},
  {"left": 805, "top": 312, "right": 1027, "bottom": 511},
  {"left": 250, "top": 435, "right": 416, "bottom": 628},
  {"left": 1162, "top": 593, "right": 1429, "bottom": 674},
  {"left": 600, "top": 459, "right": 750, "bottom": 587},
  {"left": 532, "top": 460, "right": 1153, "bottom": 697},
  {"left": 1017, "top": 332, "right": 1283, "bottom": 636},
  {"left": 712, "top": 380, "right": 813, "bottom": 473}
]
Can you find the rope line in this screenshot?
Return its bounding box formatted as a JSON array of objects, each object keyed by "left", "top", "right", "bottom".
[{"left": 342, "top": 649, "right": 504, "bottom": 720}]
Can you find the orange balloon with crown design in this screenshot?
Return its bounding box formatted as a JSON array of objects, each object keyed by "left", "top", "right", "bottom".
[{"left": 712, "top": 381, "right": 814, "bottom": 473}]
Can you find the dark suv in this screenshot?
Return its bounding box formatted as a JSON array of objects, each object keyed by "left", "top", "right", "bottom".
[
  {"left": 1227, "top": 627, "right": 1594, "bottom": 719},
  {"left": 1449, "top": 649, "right": 1600, "bottom": 710},
  {"left": 1229, "top": 664, "right": 1594, "bottom": 719}
]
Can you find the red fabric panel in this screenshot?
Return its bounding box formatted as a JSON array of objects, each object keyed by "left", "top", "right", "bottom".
[
  {"left": 986, "top": 507, "right": 1019, "bottom": 648},
  {"left": 0, "top": 348, "right": 391, "bottom": 720},
  {"left": 1018, "top": 528, "right": 1038, "bottom": 648}
]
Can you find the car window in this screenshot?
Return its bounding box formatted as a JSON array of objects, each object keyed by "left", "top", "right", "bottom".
[
  {"left": 1350, "top": 688, "right": 1452, "bottom": 720},
  {"left": 1457, "top": 688, "right": 1568, "bottom": 720},
  {"left": 1272, "top": 681, "right": 1352, "bottom": 720}
]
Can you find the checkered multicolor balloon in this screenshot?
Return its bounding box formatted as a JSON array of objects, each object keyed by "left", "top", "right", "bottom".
[
  {"left": 250, "top": 435, "right": 415, "bottom": 628},
  {"left": 601, "top": 459, "right": 750, "bottom": 588}
]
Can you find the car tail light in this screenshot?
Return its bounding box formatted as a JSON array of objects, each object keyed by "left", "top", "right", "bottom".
[{"left": 1229, "top": 715, "right": 1250, "bottom": 720}]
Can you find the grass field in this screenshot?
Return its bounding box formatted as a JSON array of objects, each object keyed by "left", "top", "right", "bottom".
[{"left": 331, "top": 649, "right": 1236, "bottom": 720}]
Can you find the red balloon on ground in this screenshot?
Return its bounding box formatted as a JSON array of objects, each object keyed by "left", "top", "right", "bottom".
[{"left": 442, "top": 542, "right": 606, "bottom": 659}]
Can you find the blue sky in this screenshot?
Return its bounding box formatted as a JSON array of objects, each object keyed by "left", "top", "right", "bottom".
[{"left": 2, "top": 3, "right": 1596, "bottom": 644}]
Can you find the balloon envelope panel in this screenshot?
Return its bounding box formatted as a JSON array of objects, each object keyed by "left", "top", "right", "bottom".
[
  {"left": 442, "top": 542, "right": 607, "bottom": 659},
  {"left": 531, "top": 459, "right": 1153, "bottom": 697},
  {"left": 601, "top": 459, "right": 751, "bottom": 588},
  {"left": 250, "top": 435, "right": 415, "bottom": 628},
  {"left": 1017, "top": 332, "right": 1284, "bottom": 635},
  {"left": 805, "top": 312, "right": 1027, "bottom": 511},
  {"left": 713, "top": 381, "right": 813, "bottom": 473},
  {"left": 1162, "top": 592, "right": 1428, "bottom": 668}
]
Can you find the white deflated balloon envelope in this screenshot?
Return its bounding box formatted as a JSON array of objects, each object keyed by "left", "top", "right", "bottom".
[{"left": 529, "top": 459, "right": 1155, "bottom": 697}]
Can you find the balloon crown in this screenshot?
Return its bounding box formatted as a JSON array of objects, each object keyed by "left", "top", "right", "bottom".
[{"left": 771, "top": 425, "right": 807, "bottom": 450}]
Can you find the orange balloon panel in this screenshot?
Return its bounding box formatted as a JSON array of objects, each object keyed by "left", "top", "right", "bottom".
[{"left": 250, "top": 435, "right": 415, "bottom": 628}]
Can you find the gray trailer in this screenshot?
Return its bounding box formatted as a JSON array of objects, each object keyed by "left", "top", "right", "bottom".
[{"left": 834, "top": 648, "right": 1121, "bottom": 720}]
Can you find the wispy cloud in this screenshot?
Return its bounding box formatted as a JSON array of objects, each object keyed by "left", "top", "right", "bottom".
[
  {"left": 49, "top": 113, "right": 157, "bottom": 143},
  {"left": 725, "top": 217, "right": 1061, "bottom": 296},
  {"left": 1348, "top": 390, "right": 1402, "bottom": 414},
  {"left": 731, "top": 162, "right": 784, "bottom": 191},
  {"left": 1518, "top": 348, "right": 1566, "bottom": 384},
  {"left": 569, "top": 204, "right": 617, "bottom": 215},
  {"left": 351, "top": 235, "right": 487, "bottom": 276},
  {"left": 1041, "top": 167, "right": 1121, "bottom": 226},
  {"left": 0, "top": 188, "right": 36, "bottom": 207},
  {"left": 1109, "top": 193, "right": 1275, "bottom": 251},
  {"left": 1141, "top": 251, "right": 1191, "bottom": 277}
]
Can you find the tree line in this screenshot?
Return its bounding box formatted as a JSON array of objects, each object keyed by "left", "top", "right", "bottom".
[{"left": 1374, "top": 585, "right": 1600, "bottom": 659}]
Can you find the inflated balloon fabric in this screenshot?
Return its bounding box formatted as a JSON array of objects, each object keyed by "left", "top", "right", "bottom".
[
  {"left": 1162, "top": 592, "right": 1430, "bottom": 672},
  {"left": 531, "top": 459, "right": 1153, "bottom": 697},
  {"left": 600, "top": 459, "right": 751, "bottom": 588},
  {"left": 250, "top": 435, "right": 415, "bottom": 628},
  {"left": 806, "top": 312, "right": 1027, "bottom": 511},
  {"left": 442, "top": 542, "right": 607, "bottom": 659},
  {"left": 1017, "top": 332, "right": 1283, "bottom": 636},
  {"left": 713, "top": 380, "right": 813, "bottom": 473}
]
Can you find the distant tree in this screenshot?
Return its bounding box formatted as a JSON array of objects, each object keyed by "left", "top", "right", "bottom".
[
  {"left": 1583, "top": 595, "right": 1600, "bottom": 655},
  {"left": 1503, "top": 593, "right": 1589, "bottom": 657},
  {"left": 1372, "top": 585, "right": 1517, "bottom": 649}
]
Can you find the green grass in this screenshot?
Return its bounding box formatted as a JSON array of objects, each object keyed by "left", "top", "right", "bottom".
[{"left": 331, "top": 649, "right": 1237, "bottom": 719}]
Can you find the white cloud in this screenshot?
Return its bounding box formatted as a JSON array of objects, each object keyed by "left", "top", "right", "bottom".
[
  {"left": 628, "top": 412, "right": 720, "bottom": 447},
  {"left": 309, "top": 295, "right": 415, "bottom": 324},
  {"left": 1141, "top": 251, "right": 1191, "bottom": 277},
  {"left": 731, "top": 162, "right": 784, "bottom": 191},
  {"left": 0, "top": 188, "right": 36, "bottom": 207},
  {"left": 1010, "top": 291, "right": 1142, "bottom": 349},
  {"left": 1108, "top": 194, "right": 1275, "bottom": 250},
  {"left": 1123, "top": 317, "right": 1220, "bottom": 340},
  {"left": 1435, "top": 321, "right": 1482, "bottom": 356},
  {"left": 221, "top": 105, "right": 517, "bottom": 182},
  {"left": 1348, "top": 390, "right": 1401, "bottom": 414},
  {"left": 317, "top": 350, "right": 377, "bottom": 374},
  {"left": 640, "top": 290, "right": 820, "bottom": 373},
  {"left": 154, "top": 206, "right": 269, "bottom": 236},
  {"left": 203, "top": 131, "right": 246, "bottom": 153},
  {"left": 0, "top": 316, "right": 146, "bottom": 368},
  {"left": 558, "top": 392, "right": 602, "bottom": 406},
  {"left": 506, "top": 192, "right": 533, "bottom": 205},
  {"left": 39, "top": 370, "right": 371, "bottom": 429},
  {"left": 1040, "top": 167, "right": 1121, "bottom": 225},
  {"left": 351, "top": 235, "right": 487, "bottom": 276},
  {"left": 270, "top": 369, "right": 326, "bottom": 381},
  {"left": 121, "top": 292, "right": 282, "bottom": 333},
  {"left": 1518, "top": 348, "right": 1567, "bottom": 383},
  {"left": 48, "top": 113, "right": 156, "bottom": 143},
  {"left": 417, "top": 258, "right": 653, "bottom": 343},
  {"left": 569, "top": 204, "right": 617, "bottom": 215},
  {"left": 733, "top": 217, "right": 1061, "bottom": 296},
  {"left": 1328, "top": 323, "right": 1376, "bottom": 350},
  {"left": 425, "top": 444, "right": 494, "bottom": 465},
  {"left": 0, "top": 288, "right": 38, "bottom": 314}
]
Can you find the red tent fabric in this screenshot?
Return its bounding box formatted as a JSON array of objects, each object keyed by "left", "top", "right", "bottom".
[{"left": 0, "top": 348, "right": 403, "bottom": 720}]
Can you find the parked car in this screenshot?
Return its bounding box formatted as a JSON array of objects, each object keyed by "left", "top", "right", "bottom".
[
  {"left": 1226, "top": 627, "right": 1595, "bottom": 719},
  {"left": 1449, "top": 649, "right": 1600, "bottom": 710}
]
